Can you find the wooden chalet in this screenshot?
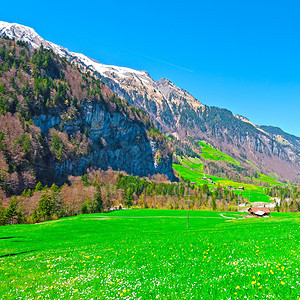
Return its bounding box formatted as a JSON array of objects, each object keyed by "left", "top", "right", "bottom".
[{"left": 248, "top": 207, "right": 271, "bottom": 217}]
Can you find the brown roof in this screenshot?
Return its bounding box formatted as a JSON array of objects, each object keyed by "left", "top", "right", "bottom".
[{"left": 248, "top": 207, "right": 270, "bottom": 213}]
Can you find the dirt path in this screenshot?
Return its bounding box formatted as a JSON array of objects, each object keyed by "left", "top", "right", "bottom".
[{"left": 219, "top": 213, "right": 237, "bottom": 219}]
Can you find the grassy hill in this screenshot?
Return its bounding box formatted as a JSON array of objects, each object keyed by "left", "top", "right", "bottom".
[
  {"left": 198, "top": 141, "right": 240, "bottom": 165},
  {"left": 173, "top": 163, "right": 271, "bottom": 202},
  {"left": 173, "top": 141, "right": 287, "bottom": 203},
  {"left": 0, "top": 210, "right": 299, "bottom": 299}
]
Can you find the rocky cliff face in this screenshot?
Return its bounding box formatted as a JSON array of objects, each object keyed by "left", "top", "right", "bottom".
[
  {"left": 0, "top": 21, "right": 299, "bottom": 182},
  {"left": 156, "top": 81, "right": 299, "bottom": 182},
  {"left": 34, "top": 102, "right": 174, "bottom": 185}
]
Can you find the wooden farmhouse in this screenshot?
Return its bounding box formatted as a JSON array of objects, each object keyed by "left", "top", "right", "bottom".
[{"left": 248, "top": 207, "right": 271, "bottom": 217}]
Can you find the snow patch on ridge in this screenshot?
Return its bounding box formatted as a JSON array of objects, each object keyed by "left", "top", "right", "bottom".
[
  {"left": 70, "top": 52, "right": 150, "bottom": 84},
  {"left": 0, "top": 21, "right": 150, "bottom": 84}
]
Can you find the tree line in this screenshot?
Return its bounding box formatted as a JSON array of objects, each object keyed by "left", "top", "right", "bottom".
[{"left": 0, "top": 169, "right": 299, "bottom": 226}]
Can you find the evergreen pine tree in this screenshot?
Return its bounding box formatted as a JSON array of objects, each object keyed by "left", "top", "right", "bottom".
[
  {"left": 125, "top": 188, "right": 133, "bottom": 207},
  {"left": 94, "top": 185, "right": 103, "bottom": 213},
  {"left": 212, "top": 197, "right": 217, "bottom": 211},
  {"left": 38, "top": 193, "right": 54, "bottom": 220},
  {"left": 4, "top": 196, "right": 18, "bottom": 224},
  {"left": 0, "top": 201, "right": 6, "bottom": 225}
]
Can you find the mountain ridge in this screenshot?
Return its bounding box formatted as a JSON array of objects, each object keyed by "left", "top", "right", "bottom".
[
  {"left": 0, "top": 36, "right": 174, "bottom": 195},
  {"left": 0, "top": 21, "right": 299, "bottom": 182}
]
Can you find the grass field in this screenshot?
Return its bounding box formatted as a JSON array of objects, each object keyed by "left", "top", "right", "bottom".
[
  {"left": 173, "top": 164, "right": 271, "bottom": 202},
  {"left": 176, "top": 155, "right": 204, "bottom": 172},
  {"left": 253, "top": 173, "right": 285, "bottom": 186},
  {"left": 198, "top": 141, "right": 240, "bottom": 165},
  {"left": 0, "top": 210, "right": 299, "bottom": 299},
  {"left": 174, "top": 142, "right": 287, "bottom": 203}
]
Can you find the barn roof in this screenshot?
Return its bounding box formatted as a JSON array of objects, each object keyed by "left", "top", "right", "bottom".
[{"left": 248, "top": 207, "right": 270, "bottom": 213}]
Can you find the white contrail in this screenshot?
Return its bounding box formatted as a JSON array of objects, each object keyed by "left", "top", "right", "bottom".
[{"left": 130, "top": 50, "right": 194, "bottom": 73}]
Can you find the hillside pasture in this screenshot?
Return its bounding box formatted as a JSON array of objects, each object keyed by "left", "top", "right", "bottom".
[
  {"left": 173, "top": 164, "right": 271, "bottom": 203},
  {"left": 198, "top": 141, "right": 240, "bottom": 165}
]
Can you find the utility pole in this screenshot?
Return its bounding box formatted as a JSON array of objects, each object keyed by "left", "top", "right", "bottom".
[
  {"left": 187, "top": 189, "right": 191, "bottom": 228},
  {"left": 186, "top": 182, "right": 196, "bottom": 228}
]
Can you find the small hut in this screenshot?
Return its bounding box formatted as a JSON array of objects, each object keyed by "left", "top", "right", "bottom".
[{"left": 248, "top": 207, "right": 270, "bottom": 217}]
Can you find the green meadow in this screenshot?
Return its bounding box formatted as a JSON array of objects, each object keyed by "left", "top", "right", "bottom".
[
  {"left": 176, "top": 155, "right": 204, "bottom": 172},
  {"left": 198, "top": 141, "right": 240, "bottom": 165},
  {"left": 0, "top": 210, "right": 299, "bottom": 299},
  {"left": 174, "top": 146, "right": 286, "bottom": 203},
  {"left": 173, "top": 163, "right": 271, "bottom": 203},
  {"left": 253, "top": 173, "right": 285, "bottom": 186},
  {"left": 174, "top": 140, "right": 286, "bottom": 203}
]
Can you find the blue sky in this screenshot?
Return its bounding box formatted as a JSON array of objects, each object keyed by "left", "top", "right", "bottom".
[{"left": 1, "top": 0, "right": 300, "bottom": 136}]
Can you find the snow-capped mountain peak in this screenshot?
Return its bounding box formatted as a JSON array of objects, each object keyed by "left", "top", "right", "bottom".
[
  {"left": 0, "top": 21, "right": 40, "bottom": 43},
  {"left": 0, "top": 21, "right": 149, "bottom": 80},
  {"left": 0, "top": 21, "right": 70, "bottom": 57},
  {"left": 0, "top": 21, "right": 204, "bottom": 126}
]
